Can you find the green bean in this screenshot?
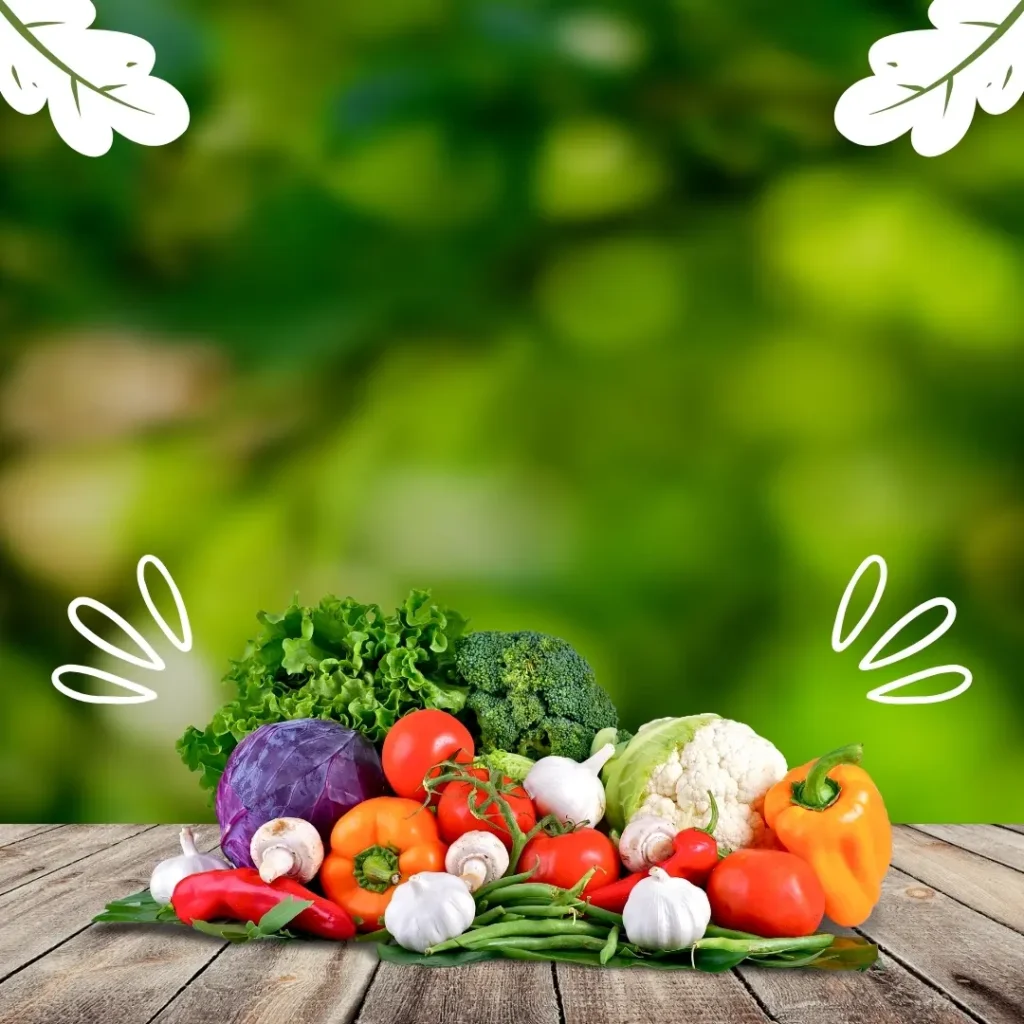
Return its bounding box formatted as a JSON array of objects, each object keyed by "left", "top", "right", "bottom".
[
  {"left": 495, "top": 946, "right": 606, "bottom": 966},
  {"left": 484, "top": 883, "right": 561, "bottom": 905},
  {"left": 599, "top": 925, "right": 620, "bottom": 965},
  {"left": 472, "top": 906, "right": 506, "bottom": 927},
  {"left": 355, "top": 928, "right": 392, "bottom": 943},
  {"left": 473, "top": 869, "right": 537, "bottom": 904},
  {"left": 428, "top": 919, "right": 609, "bottom": 953},
  {"left": 489, "top": 904, "right": 577, "bottom": 919},
  {"left": 695, "top": 934, "right": 833, "bottom": 956},
  {"left": 470, "top": 935, "right": 610, "bottom": 953},
  {"left": 573, "top": 901, "right": 623, "bottom": 927}
]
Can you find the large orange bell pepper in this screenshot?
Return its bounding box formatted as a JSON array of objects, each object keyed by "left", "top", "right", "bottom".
[
  {"left": 319, "top": 796, "right": 447, "bottom": 931},
  {"left": 763, "top": 743, "right": 891, "bottom": 928}
]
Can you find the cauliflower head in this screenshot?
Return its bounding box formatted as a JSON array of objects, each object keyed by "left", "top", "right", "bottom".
[{"left": 599, "top": 714, "right": 787, "bottom": 851}]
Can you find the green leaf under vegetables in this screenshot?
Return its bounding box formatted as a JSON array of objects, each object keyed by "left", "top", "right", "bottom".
[
  {"left": 177, "top": 589, "right": 469, "bottom": 793},
  {"left": 92, "top": 889, "right": 183, "bottom": 926}
]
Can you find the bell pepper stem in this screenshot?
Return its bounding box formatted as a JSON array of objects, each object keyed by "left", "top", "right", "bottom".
[
  {"left": 353, "top": 845, "right": 401, "bottom": 892},
  {"left": 791, "top": 743, "right": 864, "bottom": 811}
]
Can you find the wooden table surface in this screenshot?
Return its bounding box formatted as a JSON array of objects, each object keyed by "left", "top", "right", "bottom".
[{"left": 0, "top": 824, "right": 1022, "bottom": 1024}]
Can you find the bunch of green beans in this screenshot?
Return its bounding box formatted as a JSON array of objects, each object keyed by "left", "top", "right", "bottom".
[{"left": 417, "top": 868, "right": 839, "bottom": 968}]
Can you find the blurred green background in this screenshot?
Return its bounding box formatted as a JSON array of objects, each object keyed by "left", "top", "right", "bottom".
[{"left": 1, "top": 0, "right": 1022, "bottom": 825}]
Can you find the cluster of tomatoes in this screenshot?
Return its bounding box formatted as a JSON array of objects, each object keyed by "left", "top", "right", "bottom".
[{"left": 381, "top": 710, "right": 618, "bottom": 893}]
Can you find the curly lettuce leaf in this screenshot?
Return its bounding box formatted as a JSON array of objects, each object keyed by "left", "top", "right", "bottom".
[{"left": 177, "top": 589, "right": 468, "bottom": 795}]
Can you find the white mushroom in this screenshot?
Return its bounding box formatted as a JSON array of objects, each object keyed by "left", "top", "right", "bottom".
[
  {"left": 618, "top": 815, "right": 678, "bottom": 873},
  {"left": 444, "top": 831, "right": 509, "bottom": 892},
  {"left": 249, "top": 817, "right": 324, "bottom": 884}
]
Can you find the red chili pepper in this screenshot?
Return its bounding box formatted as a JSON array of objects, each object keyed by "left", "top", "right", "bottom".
[
  {"left": 171, "top": 868, "right": 356, "bottom": 941},
  {"left": 586, "top": 793, "right": 721, "bottom": 913}
]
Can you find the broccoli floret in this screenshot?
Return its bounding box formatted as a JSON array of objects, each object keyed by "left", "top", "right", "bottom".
[
  {"left": 455, "top": 630, "right": 618, "bottom": 762},
  {"left": 518, "top": 717, "right": 594, "bottom": 762},
  {"left": 465, "top": 690, "right": 520, "bottom": 752}
]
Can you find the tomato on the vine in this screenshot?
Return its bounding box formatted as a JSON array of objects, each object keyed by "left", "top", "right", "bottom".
[
  {"left": 436, "top": 768, "right": 536, "bottom": 849},
  {"left": 707, "top": 849, "right": 825, "bottom": 938},
  {"left": 381, "top": 709, "right": 474, "bottom": 801},
  {"left": 520, "top": 829, "right": 618, "bottom": 895}
]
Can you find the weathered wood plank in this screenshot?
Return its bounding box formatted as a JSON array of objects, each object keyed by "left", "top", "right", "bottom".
[
  {"left": 356, "top": 961, "right": 559, "bottom": 1024},
  {"left": 0, "top": 824, "right": 152, "bottom": 897},
  {"left": 0, "top": 826, "right": 64, "bottom": 847},
  {"left": 857, "top": 865, "right": 1024, "bottom": 1024},
  {"left": 0, "top": 825, "right": 215, "bottom": 983},
  {"left": 913, "top": 823, "right": 1024, "bottom": 872},
  {"left": 0, "top": 924, "right": 224, "bottom": 1024},
  {"left": 151, "top": 941, "right": 379, "bottom": 1024},
  {"left": 739, "top": 953, "right": 976, "bottom": 1024},
  {"left": 892, "top": 827, "right": 1024, "bottom": 934},
  {"left": 557, "top": 963, "right": 771, "bottom": 1024},
  {"left": 912, "top": 824, "right": 1024, "bottom": 874},
  {"left": 1001, "top": 825, "right": 1024, "bottom": 836}
]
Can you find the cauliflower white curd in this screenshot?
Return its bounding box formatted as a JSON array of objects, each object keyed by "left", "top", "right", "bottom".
[{"left": 599, "top": 714, "right": 788, "bottom": 852}]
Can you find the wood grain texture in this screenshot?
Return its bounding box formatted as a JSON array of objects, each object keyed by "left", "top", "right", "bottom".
[
  {"left": 0, "top": 824, "right": 151, "bottom": 897},
  {"left": 557, "top": 962, "right": 771, "bottom": 1024},
  {"left": 739, "top": 954, "right": 977, "bottom": 1024},
  {"left": 151, "top": 941, "right": 379, "bottom": 1024},
  {"left": 892, "top": 826, "right": 1024, "bottom": 934},
  {"left": 1001, "top": 825, "right": 1024, "bottom": 836},
  {"left": 0, "top": 924, "right": 224, "bottom": 1024},
  {"left": 0, "top": 826, "right": 64, "bottom": 847},
  {"left": 0, "top": 825, "right": 215, "bottom": 983},
  {"left": 911, "top": 824, "right": 1024, "bottom": 874},
  {"left": 857, "top": 865, "right": 1024, "bottom": 1024},
  {"left": 356, "top": 961, "right": 559, "bottom": 1024}
]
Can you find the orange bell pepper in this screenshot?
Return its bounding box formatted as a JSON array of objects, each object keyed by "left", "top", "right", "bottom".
[
  {"left": 319, "top": 796, "right": 447, "bottom": 931},
  {"left": 763, "top": 743, "right": 891, "bottom": 928}
]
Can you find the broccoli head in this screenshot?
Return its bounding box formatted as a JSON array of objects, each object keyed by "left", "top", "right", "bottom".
[{"left": 455, "top": 630, "right": 619, "bottom": 762}]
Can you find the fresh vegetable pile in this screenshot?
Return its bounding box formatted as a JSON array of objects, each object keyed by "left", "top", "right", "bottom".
[{"left": 96, "top": 589, "right": 889, "bottom": 973}]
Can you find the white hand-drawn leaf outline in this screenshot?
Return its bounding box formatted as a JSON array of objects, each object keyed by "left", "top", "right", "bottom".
[
  {"left": 835, "top": 0, "right": 1024, "bottom": 156},
  {"left": 832, "top": 554, "right": 973, "bottom": 705},
  {"left": 51, "top": 554, "right": 191, "bottom": 705},
  {"left": 0, "top": 0, "right": 189, "bottom": 157}
]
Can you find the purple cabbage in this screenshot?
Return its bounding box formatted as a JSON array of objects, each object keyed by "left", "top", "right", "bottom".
[{"left": 216, "top": 718, "right": 386, "bottom": 867}]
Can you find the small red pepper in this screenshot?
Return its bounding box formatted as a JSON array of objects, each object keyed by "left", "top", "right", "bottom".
[
  {"left": 586, "top": 793, "right": 721, "bottom": 913},
  {"left": 171, "top": 868, "right": 356, "bottom": 941}
]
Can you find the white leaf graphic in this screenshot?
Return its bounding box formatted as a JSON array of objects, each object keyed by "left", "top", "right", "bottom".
[
  {"left": 835, "top": 0, "right": 1024, "bottom": 156},
  {"left": 0, "top": 0, "right": 189, "bottom": 157}
]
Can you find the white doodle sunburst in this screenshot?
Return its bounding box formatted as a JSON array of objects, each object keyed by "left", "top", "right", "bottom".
[
  {"left": 833, "top": 554, "right": 973, "bottom": 705},
  {"left": 51, "top": 554, "right": 190, "bottom": 704},
  {"left": 0, "top": 0, "right": 189, "bottom": 156},
  {"left": 836, "top": 0, "right": 1024, "bottom": 156}
]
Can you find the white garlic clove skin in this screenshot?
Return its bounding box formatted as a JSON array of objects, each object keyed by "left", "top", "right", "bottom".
[
  {"left": 384, "top": 872, "right": 476, "bottom": 953},
  {"left": 149, "top": 827, "right": 228, "bottom": 904},
  {"left": 622, "top": 866, "right": 711, "bottom": 951},
  {"left": 249, "top": 818, "right": 324, "bottom": 884}
]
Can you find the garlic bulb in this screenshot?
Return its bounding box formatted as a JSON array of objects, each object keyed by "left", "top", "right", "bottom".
[
  {"left": 384, "top": 872, "right": 476, "bottom": 953},
  {"left": 618, "top": 816, "right": 677, "bottom": 872},
  {"left": 150, "top": 827, "right": 228, "bottom": 905},
  {"left": 250, "top": 817, "right": 324, "bottom": 884},
  {"left": 445, "top": 831, "right": 509, "bottom": 892},
  {"left": 622, "top": 866, "right": 711, "bottom": 950},
  {"left": 523, "top": 743, "right": 616, "bottom": 827}
]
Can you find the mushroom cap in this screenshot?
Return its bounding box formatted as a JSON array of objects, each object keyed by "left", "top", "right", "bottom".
[{"left": 250, "top": 817, "right": 324, "bottom": 883}]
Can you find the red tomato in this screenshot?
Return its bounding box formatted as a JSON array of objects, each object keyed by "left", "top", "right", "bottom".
[
  {"left": 521, "top": 830, "right": 619, "bottom": 895},
  {"left": 436, "top": 768, "right": 536, "bottom": 849},
  {"left": 381, "top": 709, "right": 475, "bottom": 801},
  {"left": 707, "top": 849, "right": 826, "bottom": 938}
]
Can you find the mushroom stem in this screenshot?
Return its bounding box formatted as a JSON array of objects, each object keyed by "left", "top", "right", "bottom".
[
  {"left": 458, "top": 856, "right": 489, "bottom": 892},
  {"left": 258, "top": 845, "right": 298, "bottom": 884}
]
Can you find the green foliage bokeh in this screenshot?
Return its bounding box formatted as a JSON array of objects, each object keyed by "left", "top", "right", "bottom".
[{"left": 0, "top": 0, "right": 1022, "bottom": 823}]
